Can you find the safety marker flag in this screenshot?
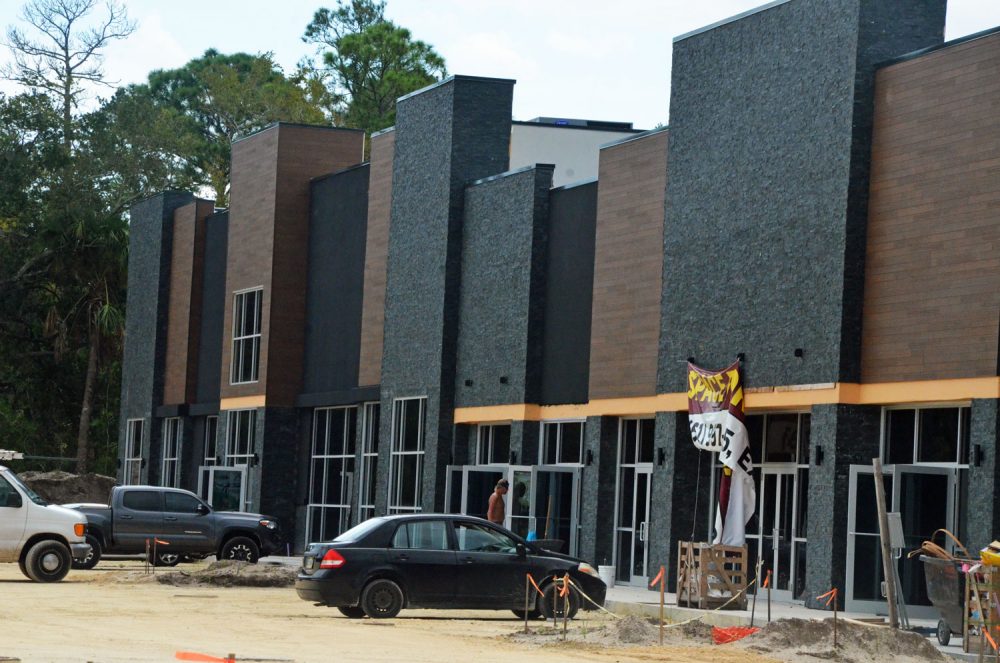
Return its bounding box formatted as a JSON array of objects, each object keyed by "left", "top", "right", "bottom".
[
  {"left": 649, "top": 566, "right": 665, "bottom": 588},
  {"left": 175, "top": 652, "right": 235, "bottom": 662},
  {"left": 559, "top": 575, "right": 570, "bottom": 598},
  {"left": 816, "top": 588, "right": 838, "bottom": 606},
  {"left": 763, "top": 569, "right": 771, "bottom": 588},
  {"left": 526, "top": 573, "right": 545, "bottom": 597},
  {"left": 155, "top": 538, "right": 170, "bottom": 545}
]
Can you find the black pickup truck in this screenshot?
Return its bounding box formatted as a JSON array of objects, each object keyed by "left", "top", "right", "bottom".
[{"left": 68, "top": 485, "right": 282, "bottom": 568}]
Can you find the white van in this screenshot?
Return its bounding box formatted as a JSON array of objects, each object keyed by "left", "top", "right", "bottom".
[{"left": 0, "top": 464, "right": 90, "bottom": 581}]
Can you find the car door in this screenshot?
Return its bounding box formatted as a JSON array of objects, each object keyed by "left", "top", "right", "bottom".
[
  {"left": 161, "top": 491, "right": 215, "bottom": 552},
  {"left": 114, "top": 489, "right": 164, "bottom": 553},
  {"left": 387, "top": 519, "right": 456, "bottom": 607},
  {"left": 0, "top": 475, "right": 27, "bottom": 561},
  {"left": 452, "top": 520, "right": 531, "bottom": 609}
]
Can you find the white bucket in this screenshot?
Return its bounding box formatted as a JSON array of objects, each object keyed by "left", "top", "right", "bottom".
[{"left": 598, "top": 565, "right": 615, "bottom": 588}]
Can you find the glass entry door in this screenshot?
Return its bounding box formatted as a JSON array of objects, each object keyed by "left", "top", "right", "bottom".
[
  {"left": 197, "top": 465, "right": 246, "bottom": 512},
  {"left": 758, "top": 468, "right": 797, "bottom": 599},
  {"left": 614, "top": 468, "right": 651, "bottom": 585},
  {"left": 846, "top": 464, "right": 958, "bottom": 617},
  {"left": 529, "top": 466, "right": 580, "bottom": 556},
  {"left": 444, "top": 465, "right": 532, "bottom": 537}
]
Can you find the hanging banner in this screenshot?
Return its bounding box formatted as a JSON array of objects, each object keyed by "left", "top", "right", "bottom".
[{"left": 687, "top": 361, "right": 755, "bottom": 546}]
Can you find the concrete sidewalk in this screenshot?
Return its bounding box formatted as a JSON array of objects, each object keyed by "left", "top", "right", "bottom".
[{"left": 602, "top": 584, "right": 974, "bottom": 661}]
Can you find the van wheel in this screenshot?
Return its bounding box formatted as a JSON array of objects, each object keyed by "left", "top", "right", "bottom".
[
  {"left": 73, "top": 535, "right": 102, "bottom": 570},
  {"left": 361, "top": 579, "right": 404, "bottom": 618},
  {"left": 24, "top": 540, "right": 72, "bottom": 582},
  {"left": 219, "top": 536, "right": 259, "bottom": 563}
]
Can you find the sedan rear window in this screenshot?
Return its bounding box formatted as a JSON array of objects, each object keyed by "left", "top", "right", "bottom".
[
  {"left": 391, "top": 521, "right": 449, "bottom": 550},
  {"left": 333, "top": 517, "right": 386, "bottom": 543}
]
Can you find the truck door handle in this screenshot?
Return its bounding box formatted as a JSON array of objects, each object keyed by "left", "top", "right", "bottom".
[
  {"left": 164, "top": 516, "right": 178, "bottom": 521},
  {"left": 460, "top": 556, "right": 474, "bottom": 564},
  {"left": 120, "top": 514, "right": 133, "bottom": 520},
  {"left": 395, "top": 554, "right": 409, "bottom": 562}
]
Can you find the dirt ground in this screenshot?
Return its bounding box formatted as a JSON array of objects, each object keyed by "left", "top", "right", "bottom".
[{"left": 0, "top": 561, "right": 942, "bottom": 663}]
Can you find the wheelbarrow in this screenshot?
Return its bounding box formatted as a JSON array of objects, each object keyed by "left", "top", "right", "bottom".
[{"left": 919, "top": 555, "right": 966, "bottom": 646}]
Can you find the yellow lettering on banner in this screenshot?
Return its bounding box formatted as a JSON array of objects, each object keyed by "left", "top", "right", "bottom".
[{"left": 688, "top": 368, "right": 741, "bottom": 405}]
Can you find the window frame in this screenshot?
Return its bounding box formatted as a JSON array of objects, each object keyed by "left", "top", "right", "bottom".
[
  {"left": 357, "top": 402, "right": 380, "bottom": 523},
  {"left": 388, "top": 397, "right": 427, "bottom": 514},
  {"left": 538, "top": 420, "right": 585, "bottom": 466},
  {"left": 475, "top": 423, "right": 512, "bottom": 465},
  {"left": 306, "top": 405, "right": 358, "bottom": 544},
  {"left": 224, "top": 409, "right": 257, "bottom": 510},
  {"left": 229, "top": 287, "right": 263, "bottom": 385},
  {"left": 161, "top": 417, "right": 182, "bottom": 488},
  {"left": 879, "top": 404, "right": 971, "bottom": 468},
  {"left": 123, "top": 418, "right": 145, "bottom": 486}
]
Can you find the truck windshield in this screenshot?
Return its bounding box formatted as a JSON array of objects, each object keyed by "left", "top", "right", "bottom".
[{"left": 4, "top": 471, "right": 47, "bottom": 506}]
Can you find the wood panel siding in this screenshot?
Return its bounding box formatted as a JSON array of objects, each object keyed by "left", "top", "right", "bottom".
[
  {"left": 163, "top": 199, "right": 213, "bottom": 405},
  {"left": 358, "top": 129, "right": 394, "bottom": 387},
  {"left": 588, "top": 130, "right": 668, "bottom": 399},
  {"left": 861, "top": 33, "right": 1000, "bottom": 383},
  {"left": 221, "top": 124, "right": 365, "bottom": 405}
]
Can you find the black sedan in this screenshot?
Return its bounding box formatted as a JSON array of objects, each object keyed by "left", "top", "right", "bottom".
[{"left": 295, "top": 513, "right": 607, "bottom": 619}]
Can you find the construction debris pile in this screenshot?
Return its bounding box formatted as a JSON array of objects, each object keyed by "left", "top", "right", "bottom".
[{"left": 18, "top": 470, "right": 115, "bottom": 504}]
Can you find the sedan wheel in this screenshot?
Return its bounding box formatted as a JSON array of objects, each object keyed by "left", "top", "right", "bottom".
[
  {"left": 361, "top": 579, "right": 404, "bottom": 619},
  {"left": 539, "top": 582, "right": 580, "bottom": 620},
  {"left": 337, "top": 606, "right": 367, "bottom": 619}
]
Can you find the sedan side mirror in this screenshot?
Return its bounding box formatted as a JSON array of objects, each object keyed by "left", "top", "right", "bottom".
[{"left": 516, "top": 543, "right": 526, "bottom": 558}]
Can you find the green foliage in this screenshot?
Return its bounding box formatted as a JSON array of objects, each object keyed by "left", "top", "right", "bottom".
[
  {"left": 302, "top": 0, "right": 447, "bottom": 135},
  {"left": 136, "top": 49, "right": 327, "bottom": 205}
]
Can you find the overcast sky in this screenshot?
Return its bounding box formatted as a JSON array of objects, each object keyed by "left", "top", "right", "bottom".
[{"left": 2, "top": 0, "right": 999, "bottom": 129}]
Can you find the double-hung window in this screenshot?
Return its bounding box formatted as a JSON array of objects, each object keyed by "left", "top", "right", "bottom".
[
  {"left": 123, "top": 419, "right": 144, "bottom": 485},
  {"left": 230, "top": 288, "right": 262, "bottom": 384}
]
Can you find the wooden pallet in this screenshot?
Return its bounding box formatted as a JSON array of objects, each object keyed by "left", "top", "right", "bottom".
[
  {"left": 964, "top": 565, "right": 1000, "bottom": 654},
  {"left": 676, "top": 541, "right": 748, "bottom": 610}
]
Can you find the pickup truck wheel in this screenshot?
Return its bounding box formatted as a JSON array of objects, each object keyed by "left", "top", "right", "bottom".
[
  {"left": 219, "top": 536, "right": 259, "bottom": 563},
  {"left": 24, "top": 540, "right": 72, "bottom": 582},
  {"left": 149, "top": 552, "right": 180, "bottom": 567},
  {"left": 72, "top": 535, "right": 102, "bottom": 570}
]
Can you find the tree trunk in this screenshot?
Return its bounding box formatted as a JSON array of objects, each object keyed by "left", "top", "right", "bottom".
[{"left": 75, "top": 322, "right": 100, "bottom": 474}]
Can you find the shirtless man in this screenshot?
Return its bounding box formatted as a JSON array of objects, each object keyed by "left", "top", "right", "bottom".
[{"left": 487, "top": 479, "right": 509, "bottom": 525}]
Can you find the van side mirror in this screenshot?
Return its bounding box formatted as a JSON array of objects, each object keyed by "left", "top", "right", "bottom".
[{"left": 516, "top": 543, "right": 526, "bottom": 558}]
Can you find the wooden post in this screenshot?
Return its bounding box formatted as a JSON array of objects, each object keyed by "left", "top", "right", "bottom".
[
  {"left": 750, "top": 560, "right": 761, "bottom": 627},
  {"left": 562, "top": 576, "right": 569, "bottom": 640},
  {"left": 873, "top": 458, "right": 899, "bottom": 629},
  {"left": 767, "top": 569, "right": 772, "bottom": 623},
  {"left": 834, "top": 590, "right": 839, "bottom": 648},
  {"left": 524, "top": 574, "right": 531, "bottom": 634},
  {"left": 659, "top": 565, "right": 665, "bottom": 646},
  {"left": 552, "top": 577, "right": 558, "bottom": 627}
]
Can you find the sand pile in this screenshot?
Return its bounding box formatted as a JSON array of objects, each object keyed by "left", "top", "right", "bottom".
[
  {"left": 19, "top": 470, "right": 115, "bottom": 505},
  {"left": 734, "top": 618, "right": 947, "bottom": 663},
  {"left": 89, "top": 561, "right": 296, "bottom": 588},
  {"left": 509, "top": 615, "right": 945, "bottom": 662}
]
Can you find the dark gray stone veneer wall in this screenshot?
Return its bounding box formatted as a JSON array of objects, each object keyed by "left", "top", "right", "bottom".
[
  {"left": 803, "top": 404, "right": 880, "bottom": 609},
  {"left": 658, "top": 0, "right": 945, "bottom": 392},
  {"left": 966, "top": 399, "right": 1000, "bottom": 552},
  {"left": 375, "top": 76, "right": 515, "bottom": 513},
  {"left": 120, "top": 191, "right": 193, "bottom": 483},
  {"left": 455, "top": 165, "right": 553, "bottom": 408},
  {"left": 302, "top": 165, "right": 370, "bottom": 397}
]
